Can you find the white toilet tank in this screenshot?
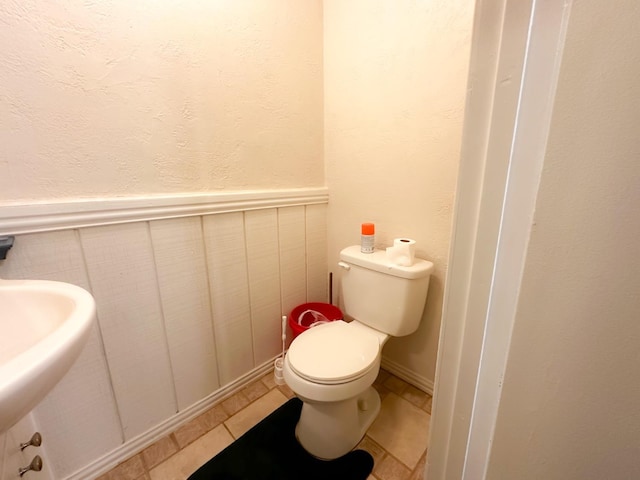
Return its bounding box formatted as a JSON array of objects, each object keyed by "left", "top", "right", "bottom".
[{"left": 339, "top": 245, "right": 434, "bottom": 336}]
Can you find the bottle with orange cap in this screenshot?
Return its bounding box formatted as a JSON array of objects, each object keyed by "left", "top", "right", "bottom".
[{"left": 361, "top": 223, "right": 375, "bottom": 254}]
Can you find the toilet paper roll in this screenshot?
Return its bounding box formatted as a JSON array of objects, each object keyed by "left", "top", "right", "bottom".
[{"left": 385, "top": 238, "right": 417, "bottom": 266}]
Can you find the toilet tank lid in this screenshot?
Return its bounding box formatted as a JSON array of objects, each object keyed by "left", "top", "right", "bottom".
[{"left": 339, "top": 246, "right": 434, "bottom": 279}]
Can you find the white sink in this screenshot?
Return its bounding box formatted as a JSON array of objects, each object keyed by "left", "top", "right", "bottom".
[{"left": 0, "top": 279, "right": 95, "bottom": 433}]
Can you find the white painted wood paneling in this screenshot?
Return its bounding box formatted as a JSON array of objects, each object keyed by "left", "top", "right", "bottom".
[
  {"left": 149, "top": 218, "right": 219, "bottom": 411},
  {"left": 0, "top": 432, "right": 5, "bottom": 480},
  {"left": 305, "top": 204, "right": 328, "bottom": 302},
  {"left": 0, "top": 191, "right": 330, "bottom": 478},
  {"left": 80, "top": 224, "right": 177, "bottom": 440},
  {"left": 0, "top": 231, "right": 122, "bottom": 478},
  {"left": 3, "top": 429, "right": 26, "bottom": 480},
  {"left": 202, "top": 213, "right": 253, "bottom": 385},
  {"left": 6, "top": 414, "right": 53, "bottom": 480},
  {"left": 244, "top": 209, "right": 283, "bottom": 365},
  {"left": 278, "top": 207, "right": 307, "bottom": 318}
]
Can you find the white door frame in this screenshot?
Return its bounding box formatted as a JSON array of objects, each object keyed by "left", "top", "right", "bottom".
[{"left": 425, "top": 1, "right": 573, "bottom": 478}]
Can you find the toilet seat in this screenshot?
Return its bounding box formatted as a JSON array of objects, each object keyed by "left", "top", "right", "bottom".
[{"left": 287, "top": 321, "right": 380, "bottom": 385}]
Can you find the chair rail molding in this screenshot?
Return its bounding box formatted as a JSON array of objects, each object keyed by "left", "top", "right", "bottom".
[{"left": 0, "top": 187, "right": 329, "bottom": 236}]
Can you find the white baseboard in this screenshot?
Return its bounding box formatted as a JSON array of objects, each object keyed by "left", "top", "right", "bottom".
[
  {"left": 66, "top": 359, "right": 276, "bottom": 480},
  {"left": 381, "top": 356, "right": 434, "bottom": 395}
]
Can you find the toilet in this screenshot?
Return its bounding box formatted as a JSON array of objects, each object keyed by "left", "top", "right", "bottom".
[{"left": 283, "top": 245, "right": 434, "bottom": 459}]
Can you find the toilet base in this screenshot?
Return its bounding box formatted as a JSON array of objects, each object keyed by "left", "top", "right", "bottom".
[{"left": 295, "top": 386, "right": 381, "bottom": 460}]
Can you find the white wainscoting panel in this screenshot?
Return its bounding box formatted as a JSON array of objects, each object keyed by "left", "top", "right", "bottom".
[
  {"left": 0, "top": 190, "right": 329, "bottom": 479},
  {"left": 202, "top": 213, "right": 253, "bottom": 385},
  {"left": 278, "top": 206, "right": 308, "bottom": 319},
  {"left": 5, "top": 414, "right": 54, "bottom": 480},
  {"left": 80, "top": 223, "right": 178, "bottom": 440},
  {"left": 2, "top": 428, "right": 27, "bottom": 480},
  {"left": 244, "top": 209, "right": 283, "bottom": 365},
  {"left": 0, "top": 432, "right": 5, "bottom": 480},
  {"left": 305, "top": 204, "right": 328, "bottom": 302},
  {"left": 149, "top": 217, "right": 219, "bottom": 411},
  {"left": 0, "top": 231, "right": 123, "bottom": 478}
]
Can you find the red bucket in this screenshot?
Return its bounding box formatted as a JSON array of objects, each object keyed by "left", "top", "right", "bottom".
[{"left": 289, "top": 302, "right": 343, "bottom": 339}]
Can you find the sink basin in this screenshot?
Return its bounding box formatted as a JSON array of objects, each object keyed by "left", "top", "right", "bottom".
[{"left": 0, "top": 279, "right": 95, "bottom": 433}]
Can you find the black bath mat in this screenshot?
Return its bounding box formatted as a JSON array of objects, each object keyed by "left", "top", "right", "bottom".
[{"left": 188, "top": 397, "right": 374, "bottom": 480}]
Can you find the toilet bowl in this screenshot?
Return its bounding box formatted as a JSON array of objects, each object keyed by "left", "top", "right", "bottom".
[
  {"left": 283, "top": 320, "right": 388, "bottom": 459},
  {"left": 284, "top": 245, "right": 434, "bottom": 460}
]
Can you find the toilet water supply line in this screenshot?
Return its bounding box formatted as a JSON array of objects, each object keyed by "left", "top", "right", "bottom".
[
  {"left": 281, "top": 315, "right": 286, "bottom": 362},
  {"left": 273, "top": 315, "right": 287, "bottom": 385},
  {"left": 273, "top": 310, "right": 330, "bottom": 384}
]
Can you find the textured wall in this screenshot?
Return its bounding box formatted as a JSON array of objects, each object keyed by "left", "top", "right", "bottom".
[
  {"left": 487, "top": 0, "right": 640, "bottom": 478},
  {"left": 324, "top": 0, "right": 474, "bottom": 386},
  {"left": 0, "top": 0, "right": 323, "bottom": 202}
]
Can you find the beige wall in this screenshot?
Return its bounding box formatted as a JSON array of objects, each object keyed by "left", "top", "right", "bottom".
[
  {"left": 1, "top": 0, "right": 475, "bottom": 392},
  {"left": 0, "top": 0, "right": 323, "bottom": 203},
  {"left": 487, "top": 0, "right": 640, "bottom": 478},
  {"left": 324, "top": 0, "right": 474, "bottom": 385},
  {"left": 0, "top": 1, "right": 479, "bottom": 475}
]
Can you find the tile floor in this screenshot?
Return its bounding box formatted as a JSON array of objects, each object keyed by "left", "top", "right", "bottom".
[{"left": 97, "top": 369, "right": 432, "bottom": 480}]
